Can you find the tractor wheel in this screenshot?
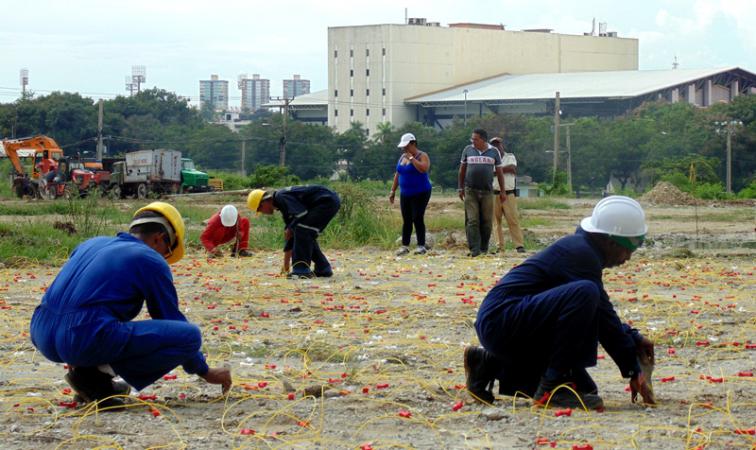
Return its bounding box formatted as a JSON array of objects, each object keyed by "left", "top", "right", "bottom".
[{"left": 137, "top": 183, "right": 148, "bottom": 199}]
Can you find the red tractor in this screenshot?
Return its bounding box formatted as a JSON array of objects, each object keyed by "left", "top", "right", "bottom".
[{"left": 40, "top": 157, "right": 111, "bottom": 199}]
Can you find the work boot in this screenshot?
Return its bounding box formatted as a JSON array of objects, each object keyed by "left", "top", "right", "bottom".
[
  {"left": 233, "top": 249, "right": 252, "bottom": 257},
  {"left": 533, "top": 375, "right": 604, "bottom": 410},
  {"left": 64, "top": 367, "right": 127, "bottom": 411},
  {"left": 463, "top": 346, "right": 496, "bottom": 404},
  {"left": 287, "top": 271, "right": 316, "bottom": 279},
  {"left": 73, "top": 379, "right": 131, "bottom": 403},
  {"left": 516, "top": 246, "right": 526, "bottom": 253},
  {"left": 395, "top": 246, "right": 410, "bottom": 256},
  {"left": 314, "top": 266, "right": 333, "bottom": 277},
  {"left": 414, "top": 246, "right": 428, "bottom": 255}
]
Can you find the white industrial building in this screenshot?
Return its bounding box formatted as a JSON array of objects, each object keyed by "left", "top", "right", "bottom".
[
  {"left": 280, "top": 20, "right": 755, "bottom": 131},
  {"left": 327, "top": 21, "right": 638, "bottom": 134}
]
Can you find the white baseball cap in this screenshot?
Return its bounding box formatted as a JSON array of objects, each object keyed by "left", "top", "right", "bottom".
[{"left": 397, "top": 133, "right": 416, "bottom": 148}]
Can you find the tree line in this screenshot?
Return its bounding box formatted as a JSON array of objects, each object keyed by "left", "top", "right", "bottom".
[{"left": 1, "top": 89, "right": 753, "bottom": 196}]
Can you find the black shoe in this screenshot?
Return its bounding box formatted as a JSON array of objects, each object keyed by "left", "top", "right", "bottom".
[
  {"left": 236, "top": 249, "right": 252, "bottom": 257},
  {"left": 533, "top": 377, "right": 603, "bottom": 410},
  {"left": 463, "top": 346, "right": 496, "bottom": 404},
  {"left": 287, "top": 271, "right": 316, "bottom": 279},
  {"left": 516, "top": 246, "right": 526, "bottom": 253},
  {"left": 314, "top": 267, "right": 333, "bottom": 277},
  {"left": 65, "top": 367, "right": 128, "bottom": 411}
]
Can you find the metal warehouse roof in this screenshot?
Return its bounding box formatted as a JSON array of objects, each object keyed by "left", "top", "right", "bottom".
[
  {"left": 290, "top": 89, "right": 327, "bottom": 106},
  {"left": 405, "top": 67, "right": 753, "bottom": 104}
]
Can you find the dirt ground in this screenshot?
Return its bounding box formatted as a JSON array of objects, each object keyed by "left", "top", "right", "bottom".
[{"left": 0, "top": 198, "right": 754, "bottom": 449}]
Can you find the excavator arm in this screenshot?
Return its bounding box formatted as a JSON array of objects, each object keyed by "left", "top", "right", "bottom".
[{"left": 1, "top": 135, "right": 63, "bottom": 178}]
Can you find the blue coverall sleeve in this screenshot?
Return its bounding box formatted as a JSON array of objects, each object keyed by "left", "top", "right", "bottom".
[
  {"left": 548, "top": 244, "right": 641, "bottom": 378},
  {"left": 596, "top": 290, "right": 642, "bottom": 378},
  {"left": 140, "top": 257, "right": 209, "bottom": 376},
  {"left": 276, "top": 194, "right": 308, "bottom": 230}
]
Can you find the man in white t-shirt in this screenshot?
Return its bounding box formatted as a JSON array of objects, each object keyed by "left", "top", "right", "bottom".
[{"left": 490, "top": 137, "right": 525, "bottom": 253}]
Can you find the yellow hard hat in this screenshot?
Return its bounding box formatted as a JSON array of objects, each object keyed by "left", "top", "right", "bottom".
[
  {"left": 247, "top": 189, "right": 267, "bottom": 211},
  {"left": 133, "top": 202, "right": 185, "bottom": 264}
]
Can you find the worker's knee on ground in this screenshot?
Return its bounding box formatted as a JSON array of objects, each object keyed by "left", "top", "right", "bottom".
[{"left": 569, "top": 280, "right": 601, "bottom": 310}]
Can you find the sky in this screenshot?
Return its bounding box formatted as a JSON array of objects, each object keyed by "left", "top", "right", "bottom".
[{"left": 1, "top": 0, "right": 754, "bottom": 106}]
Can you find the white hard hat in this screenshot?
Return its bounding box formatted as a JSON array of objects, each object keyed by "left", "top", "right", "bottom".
[
  {"left": 220, "top": 205, "right": 238, "bottom": 227},
  {"left": 580, "top": 196, "right": 648, "bottom": 237}
]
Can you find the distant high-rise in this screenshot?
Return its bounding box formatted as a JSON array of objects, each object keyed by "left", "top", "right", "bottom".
[
  {"left": 199, "top": 74, "right": 229, "bottom": 111},
  {"left": 239, "top": 74, "right": 270, "bottom": 112},
  {"left": 283, "top": 74, "right": 311, "bottom": 100}
]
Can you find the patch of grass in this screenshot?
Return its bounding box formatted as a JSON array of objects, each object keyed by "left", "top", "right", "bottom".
[
  {"left": 0, "top": 220, "right": 117, "bottom": 266},
  {"left": 518, "top": 198, "right": 570, "bottom": 210},
  {"left": 521, "top": 217, "right": 553, "bottom": 227}
]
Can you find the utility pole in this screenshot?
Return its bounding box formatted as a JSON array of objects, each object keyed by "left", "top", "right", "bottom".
[
  {"left": 716, "top": 120, "right": 742, "bottom": 194},
  {"left": 279, "top": 97, "right": 289, "bottom": 167},
  {"left": 552, "top": 91, "right": 560, "bottom": 184},
  {"left": 96, "top": 99, "right": 104, "bottom": 160},
  {"left": 240, "top": 139, "right": 246, "bottom": 176},
  {"left": 463, "top": 89, "right": 469, "bottom": 126}
]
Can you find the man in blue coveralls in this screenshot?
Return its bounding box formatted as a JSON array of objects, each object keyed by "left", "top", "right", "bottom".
[
  {"left": 464, "top": 196, "right": 655, "bottom": 409},
  {"left": 247, "top": 186, "right": 341, "bottom": 279},
  {"left": 30, "top": 202, "right": 232, "bottom": 410}
]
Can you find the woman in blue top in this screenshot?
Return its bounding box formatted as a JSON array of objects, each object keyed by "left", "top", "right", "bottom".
[{"left": 389, "top": 133, "right": 432, "bottom": 255}]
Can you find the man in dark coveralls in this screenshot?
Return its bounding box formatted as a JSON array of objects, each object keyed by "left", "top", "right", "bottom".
[{"left": 465, "top": 196, "right": 655, "bottom": 409}]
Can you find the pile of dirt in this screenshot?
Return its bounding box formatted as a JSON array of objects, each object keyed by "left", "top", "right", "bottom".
[{"left": 640, "top": 182, "right": 703, "bottom": 206}]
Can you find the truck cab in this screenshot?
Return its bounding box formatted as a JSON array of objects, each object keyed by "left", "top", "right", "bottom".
[{"left": 180, "top": 158, "right": 210, "bottom": 192}]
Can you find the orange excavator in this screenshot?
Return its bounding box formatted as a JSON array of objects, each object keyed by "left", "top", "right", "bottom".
[{"left": 2, "top": 135, "right": 65, "bottom": 198}]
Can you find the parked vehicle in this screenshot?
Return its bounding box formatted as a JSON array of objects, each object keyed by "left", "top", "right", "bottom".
[
  {"left": 1, "top": 135, "right": 64, "bottom": 198},
  {"left": 180, "top": 158, "right": 211, "bottom": 193},
  {"left": 108, "top": 149, "right": 181, "bottom": 199}
]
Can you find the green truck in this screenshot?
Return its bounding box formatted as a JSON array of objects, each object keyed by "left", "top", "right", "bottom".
[{"left": 180, "top": 157, "right": 211, "bottom": 193}]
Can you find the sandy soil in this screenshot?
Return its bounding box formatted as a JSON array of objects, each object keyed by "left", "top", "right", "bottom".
[{"left": 0, "top": 200, "right": 754, "bottom": 449}]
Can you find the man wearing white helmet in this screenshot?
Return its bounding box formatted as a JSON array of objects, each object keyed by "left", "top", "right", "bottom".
[
  {"left": 200, "top": 204, "right": 252, "bottom": 258},
  {"left": 464, "top": 196, "right": 655, "bottom": 410}
]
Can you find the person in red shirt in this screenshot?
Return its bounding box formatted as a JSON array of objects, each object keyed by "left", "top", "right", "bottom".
[{"left": 200, "top": 205, "right": 251, "bottom": 257}]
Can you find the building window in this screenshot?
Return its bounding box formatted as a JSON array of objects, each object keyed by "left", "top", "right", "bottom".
[
  {"left": 366, "top": 69, "right": 370, "bottom": 76},
  {"left": 349, "top": 49, "right": 353, "bottom": 57},
  {"left": 366, "top": 89, "right": 370, "bottom": 96},
  {"left": 350, "top": 89, "right": 354, "bottom": 97},
  {"left": 349, "top": 69, "right": 354, "bottom": 77},
  {"left": 334, "top": 109, "right": 338, "bottom": 116},
  {"left": 366, "top": 49, "right": 370, "bottom": 56},
  {"left": 366, "top": 109, "right": 370, "bottom": 116},
  {"left": 382, "top": 48, "right": 386, "bottom": 56},
  {"left": 382, "top": 88, "right": 386, "bottom": 96},
  {"left": 334, "top": 90, "right": 338, "bottom": 97},
  {"left": 382, "top": 108, "right": 386, "bottom": 116},
  {"left": 350, "top": 109, "right": 354, "bottom": 117},
  {"left": 334, "top": 50, "right": 338, "bottom": 58}
]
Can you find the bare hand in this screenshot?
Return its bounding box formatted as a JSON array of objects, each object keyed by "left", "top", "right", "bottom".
[
  {"left": 458, "top": 190, "right": 465, "bottom": 201},
  {"left": 630, "top": 373, "right": 655, "bottom": 404},
  {"left": 284, "top": 228, "right": 293, "bottom": 241},
  {"left": 201, "top": 367, "right": 232, "bottom": 394},
  {"left": 499, "top": 192, "right": 507, "bottom": 203},
  {"left": 389, "top": 192, "right": 395, "bottom": 205}
]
